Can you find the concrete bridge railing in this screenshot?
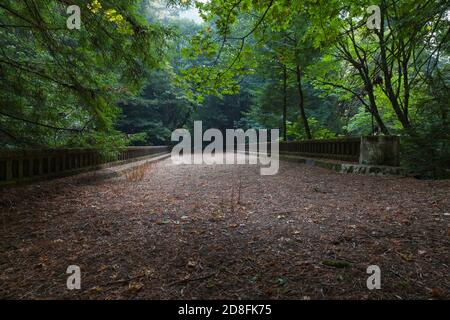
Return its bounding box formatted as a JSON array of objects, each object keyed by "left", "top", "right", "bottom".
[
  {"left": 1, "top": 136, "right": 401, "bottom": 186},
  {"left": 279, "top": 136, "right": 400, "bottom": 167},
  {"left": 0, "top": 146, "right": 170, "bottom": 187}
]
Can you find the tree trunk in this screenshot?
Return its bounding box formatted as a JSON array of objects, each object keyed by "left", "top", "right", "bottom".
[
  {"left": 365, "top": 82, "right": 390, "bottom": 135},
  {"left": 336, "top": 36, "right": 390, "bottom": 135},
  {"left": 377, "top": 4, "right": 411, "bottom": 129},
  {"left": 295, "top": 64, "right": 312, "bottom": 139}
]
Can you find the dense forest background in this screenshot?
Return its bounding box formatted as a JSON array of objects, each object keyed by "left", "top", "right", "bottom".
[{"left": 0, "top": 0, "right": 449, "bottom": 177}]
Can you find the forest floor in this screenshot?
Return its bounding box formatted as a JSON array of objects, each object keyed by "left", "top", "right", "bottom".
[{"left": 1, "top": 154, "right": 449, "bottom": 299}]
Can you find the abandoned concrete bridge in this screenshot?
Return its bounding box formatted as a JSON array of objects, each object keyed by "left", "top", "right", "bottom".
[
  {"left": 0, "top": 137, "right": 448, "bottom": 299},
  {"left": 0, "top": 136, "right": 401, "bottom": 187}
]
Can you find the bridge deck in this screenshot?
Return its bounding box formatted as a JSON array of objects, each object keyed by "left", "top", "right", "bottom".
[{"left": 1, "top": 155, "right": 449, "bottom": 299}]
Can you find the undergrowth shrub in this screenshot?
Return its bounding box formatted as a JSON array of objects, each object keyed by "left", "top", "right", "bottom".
[{"left": 401, "top": 123, "right": 450, "bottom": 179}]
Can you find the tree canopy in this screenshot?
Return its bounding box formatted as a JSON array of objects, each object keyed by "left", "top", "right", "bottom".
[{"left": 0, "top": 0, "right": 169, "bottom": 148}]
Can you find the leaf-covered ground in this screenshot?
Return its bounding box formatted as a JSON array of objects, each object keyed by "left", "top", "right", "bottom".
[{"left": 1, "top": 156, "right": 449, "bottom": 299}]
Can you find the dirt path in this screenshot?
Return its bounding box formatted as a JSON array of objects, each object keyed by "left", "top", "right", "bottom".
[{"left": 1, "top": 156, "right": 449, "bottom": 299}]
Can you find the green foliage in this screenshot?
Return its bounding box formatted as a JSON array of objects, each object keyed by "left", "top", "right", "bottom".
[
  {"left": 402, "top": 123, "right": 450, "bottom": 179},
  {"left": 179, "top": 0, "right": 449, "bottom": 179},
  {"left": 401, "top": 68, "right": 450, "bottom": 179},
  {"left": 344, "top": 109, "right": 374, "bottom": 136},
  {"left": 0, "top": 0, "right": 170, "bottom": 149},
  {"left": 287, "top": 118, "right": 336, "bottom": 141},
  {"left": 116, "top": 68, "right": 193, "bottom": 145}
]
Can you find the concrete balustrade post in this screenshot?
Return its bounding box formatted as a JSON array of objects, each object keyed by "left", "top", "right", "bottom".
[{"left": 359, "top": 136, "right": 400, "bottom": 166}]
